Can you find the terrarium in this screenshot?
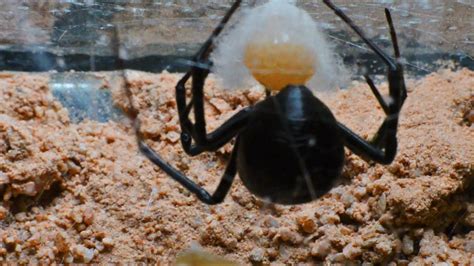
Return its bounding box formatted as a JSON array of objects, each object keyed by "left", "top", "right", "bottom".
[{"left": 0, "top": 0, "right": 472, "bottom": 264}]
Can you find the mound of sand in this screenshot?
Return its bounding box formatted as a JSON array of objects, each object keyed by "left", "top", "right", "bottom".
[{"left": 0, "top": 69, "right": 472, "bottom": 264}]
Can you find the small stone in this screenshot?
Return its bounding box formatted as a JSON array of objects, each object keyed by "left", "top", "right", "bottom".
[
  {"left": 83, "top": 209, "right": 94, "bottom": 226},
  {"left": 76, "top": 223, "right": 86, "bottom": 232},
  {"left": 71, "top": 212, "right": 83, "bottom": 224},
  {"left": 0, "top": 171, "right": 9, "bottom": 185},
  {"left": 67, "top": 160, "right": 81, "bottom": 175},
  {"left": 374, "top": 239, "right": 393, "bottom": 255},
  {"left": 402, "top": 235, "right": 414, "bottom": 255},
  {"left": 15, "top": 212, "right": 27, "bottom": 222},
  {"left": 4, "top": 236, "right": 16, "bottom": 245},
  {"left": 166, "top": 131, "right": 180, "bottom": 143},
  {"left": 266, "top": 247, "right": 278, "bottom": 260},
  {"left": 341, "top": 193, "right": 356, "bottom": 207},
  {"left": 343, "top": 243, "right": 362, "bottom": 259},
  {"left": 263, "top": 215, "right": 279, "bottom": 228},
  {"left": 80, "top": 229, "right": 92, "bottom": 239},
  {"left": 296, "top": 215, "right": 316, "bottom": 234},
  {"left": 376, "top": 193, "right": 387, "bottom": 215},
  {"left": 57, "top": 161, "right": 69, "bottom": 174},
  {"left": 465, "top": 240, "right": 474, "bottom": 253},
  {"left": 311, "top": 239, "right": 332, "bottom": 258},
  {"left": 0, "top": 206, "right": 7, "bottom": 221},
  {"left": 55, "top": 232, "right": 69, "bottom": 253},
  {"left": 465, "top": 110, "right": 474, "bottom": 124},
  {"left": 34, "top": 106, "right": 44, "bottom": 118},
  {"left": 249, "top": 247, "right": 265, "bottom": 263},
  {"left": 14, "top": 181, "right": 38, "bottom": 196},
  {"left": 276, "top": 227, "right": 303, "bottom": 244},
  {"left": 413, "top": 228, "right": 424, "bottom": 237},
  {"left": 321, "top": 212, "right": 340, "bottom": 224},
  {"left": 353, "top": 186, "right": 367, "bottom": 199},
  {"left": 209, "top": 98, "right": 232, "bottom": 113},
  {"left": 147, "top": 233, "right": 156, "bottom": 241},
  {"left": 95, "top": 241, "right": 104, "bottom": 252},
  {"left": 94, "top": 231, "right": 106, "bottom": 240},
  {"left": 72, "top": 244, "right": 94, "bottom": 263},
  {"left": 3, "top": 189, "right": 12, "bottom": 201},
  {"left": 64, "top": 253, "right": 74, "bottom": 263},
  {"left": 328, "top": 252, "right": 346, "bottom": 263},
  {"left": 102, "top": 237, "right": 114, "bottom": 249}
]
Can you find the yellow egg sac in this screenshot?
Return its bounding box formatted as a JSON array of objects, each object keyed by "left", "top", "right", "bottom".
[{"left": 244, "top": 42, "right": 316, "bottom": 91}]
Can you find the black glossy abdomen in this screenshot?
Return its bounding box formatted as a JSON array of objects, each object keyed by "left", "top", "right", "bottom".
[{"left": 236, "top": 86, "right": 345, "bottom": 204}]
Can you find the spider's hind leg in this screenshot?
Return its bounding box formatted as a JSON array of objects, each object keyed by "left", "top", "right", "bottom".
[
  {"left": 323, "top": 0, "right": 407, "bottom": 164},
  {"left": 175, "top": 1, "right": 246, "bottom": 156}
]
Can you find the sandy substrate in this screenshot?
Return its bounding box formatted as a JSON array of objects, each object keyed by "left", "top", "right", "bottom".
[{"left": 0, "top": 69, "right": 472, "bottom": 264}]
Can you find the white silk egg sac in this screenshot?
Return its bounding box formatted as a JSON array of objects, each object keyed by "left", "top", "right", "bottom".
[{"left": 211, "top": 0, "right": 348, "bottom": 92}]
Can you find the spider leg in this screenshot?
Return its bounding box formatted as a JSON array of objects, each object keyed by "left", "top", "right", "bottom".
[
  {"left": 384, "top": 8, "right": 407, "bottom": 110},
  {"left": 138, "top": 137, "right": 240, "bottom": 205},
  {"left": 175, "top": 1, "right": 246, "bottom": 156},
  {"left": 385, "top": 8, "right": 400, "bottom": 59},
  {"left": 322, "top": 0, "right": 397, "bottom": 70},
  {"left": 364, "top": 75, "right": 390, "bottom": 115},
  {"left": 323, "top": 0, "right": 407, "bottom": 164},
  {"left": 181, "top": 106, "right": 251, "bottom": 156},
  {"left": 338, "top": 120, "right": 397, "bottom": 164}
]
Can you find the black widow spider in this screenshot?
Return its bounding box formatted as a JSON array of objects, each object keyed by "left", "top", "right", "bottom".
[{"left": 137, "top": 0, "right": 407, "bottom": 205}]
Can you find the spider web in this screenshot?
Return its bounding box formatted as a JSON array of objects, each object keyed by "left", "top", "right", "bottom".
[{"left": 0, "top": 0, "right": 472, "bottom": 75}]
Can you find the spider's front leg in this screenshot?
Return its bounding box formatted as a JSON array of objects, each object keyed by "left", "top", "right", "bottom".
[
  {"left": 134, "top": 1, "right": 249, "bottom": 205},
  {"left": 323, "top": 0, "right": 407, "bottom": 164},
  {"left": 138, "top": 138, "right": 240, "bottom": 205},
  {"left": 174, "top": 0, "right": 251, "bottom": 156}
]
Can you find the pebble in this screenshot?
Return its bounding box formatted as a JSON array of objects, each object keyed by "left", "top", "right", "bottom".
[
  {"left": 311, "top": 239, "right": 332, "bottom": 258},
  {"left": 343, "top": 243, "right": 362, "bottom": 259},
  {"left": 166, "top": 131, "right": 180, "bottom": 143},
  {"left": 402, "top": 235, "right": 414, "bottom": 255},
  {"left": 15, "top": 212, "right": 27, "bottom": 222},
  {"left": 341, "top": 193, "right": 356, "bottom": 207},
  {"left": 465, "top": 240, "right": 474, "bottom": 253},
  {"left": 72, "top": 244, "right": 95, "bottom": 263},
  {"left": 209, "top": 98, "right": 232, "bottom": 113},
  {"left": 320, "top": 212, "right": 340, "bottom": 225},
  {"left": 55, "top": 232, "right": 69, "bottom": 253},
  {"left": 0, "top": 171, "right": 9, "bottom": 184},
  {"left": 296, "top": 215, "right": 316, "bottom": 234},
  {"left": 376, "top": 193, "right": 387, "bottom": 214},
  {"left": 102, "top": 237, "right": 114, "bottom": 249},
  {"left": 465, "top": 110, "right": 474, "bottom": 123},
  {"left": 0, "top": 206, "right": 6, "bottom": 221},
  {"left": 249, "top": 247, "right": 265, "bottom": 263},
  {"left": 276, "top": 227, "right": 303, "bottom": 244},
  {"left": 328, "top": 252, "right": 346, "bottom": 263},
  {"left": 71, "top": 212, "right": 83, "bottom": 224},
  {"left": 83, "top": 209, "right": 94, "bottom": 226}
]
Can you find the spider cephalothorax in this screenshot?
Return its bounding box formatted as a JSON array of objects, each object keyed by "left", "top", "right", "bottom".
[{"left": 138, "top": 0, "right": 407, "bottom": 205}]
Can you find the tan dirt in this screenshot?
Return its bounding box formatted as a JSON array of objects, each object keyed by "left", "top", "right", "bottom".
[{"left": 0, "top": 69, "right": 472, "bottom": 264}]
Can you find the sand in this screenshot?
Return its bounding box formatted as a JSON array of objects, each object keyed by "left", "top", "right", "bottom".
[{"left": 0, "top": 69, "right": 472, "bottom": 264}]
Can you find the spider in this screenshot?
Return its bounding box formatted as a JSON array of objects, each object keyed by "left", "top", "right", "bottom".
[{"left": 137, "top": 0, "right": 407, "bottom": 205}]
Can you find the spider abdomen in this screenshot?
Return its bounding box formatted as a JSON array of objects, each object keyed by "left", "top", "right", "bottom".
[{"left": 236, "top": 85, "right": 345, "bottom": 204}]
